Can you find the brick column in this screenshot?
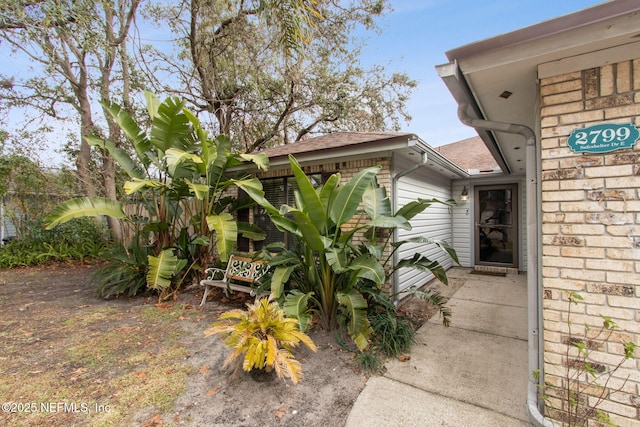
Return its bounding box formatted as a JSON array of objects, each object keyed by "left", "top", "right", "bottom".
[{"left": 540, "top": 60, "right": 640, "bottom": 424}]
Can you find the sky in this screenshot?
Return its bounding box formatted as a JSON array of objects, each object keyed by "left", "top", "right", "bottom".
[
  {"left": 0, "top": 0, "right": 607, "bottom": 165},
  {"left": 361, "top": 0, "right": 606, "bottom": 148}
]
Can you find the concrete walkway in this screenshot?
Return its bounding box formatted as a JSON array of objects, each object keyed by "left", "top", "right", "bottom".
[{"left": 346, "top": 268, "right": 533, "bottom": 427}]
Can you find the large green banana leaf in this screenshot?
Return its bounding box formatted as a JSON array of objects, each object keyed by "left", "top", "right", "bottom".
[
  {"left": 348, "top": 255, "right": 386, "bottom": 285},
  {"left": 100, "top": 99, "right": 152, "bottom": 167},
  {"left": 123, "top": 178, "right": 164, "bottom": 195},
  {"left": 234, "top": 178, "right": 280, "bottom": 216},
  {"left": 363, "top": 182, "right": 391, "bottom": 219},
  {"left": 206, "top": 213, "right": 237, "bottom": 262},
  {"left": 289, "top": 155, "right": 326, "bottom": 229},
  {"left": 186, "top": 180, "right": 210, "bottom": 200},
  {"left": 45, "top": 197, "right": 125, "bottom": 229},
  {"left": 147, "top": 248, "right": 179, "bottom": 290},
  {"left": 394, "top": 253, "right": 449, "bottom": 285},
  {"left": 283, "top": 290, "right": 314, "bottom": 332},
  {"left": 205, "top": 136, "right": 231, "bottom": 188},
  {"left": 270, "top": 265, "right": 295, "bottom": 299},
  {"left": 237, "top": 222, "right": 266, "bottom": 241},
  {"left": 366, "top": 215, "right": 411, "bottom": 230},
  {"left": 239, "top": 152, "right": 269, "bottom": 171},
  {"left": 395, "top": 198, "right": 451, "bottom": 221},
  {"left": 319, "top": 173, "right": 340, "bottom": 212},
  {"left": 290, "top": 210, "right": 324, "bottom": 252},
  {"left": 330, "top": 166, "right": 380, "bottom": 227},
  {"left": 392, "top": 236, "right": 460, "bottom": 265},
  {"left": 149, "top": 97, "right": 193, "bottom": 151},
  {"left": 337, "top": 290, "right": 372, "bottom": 351},
  {"left": 85, "top": 135, "right": 145, "bottom": 179},
  {"left": 144, "top": 90, "right": 161, "bottom": 118},
  {"left": 165, "top": 148, "right": 203, "bottom": 177},
  {"left": 325, "top": 247, "right": 349, "bottom": 273}
]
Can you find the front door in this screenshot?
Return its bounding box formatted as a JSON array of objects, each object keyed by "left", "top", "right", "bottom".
[{"left": 475, "top": 185, "right": 518, "bottom": 268}]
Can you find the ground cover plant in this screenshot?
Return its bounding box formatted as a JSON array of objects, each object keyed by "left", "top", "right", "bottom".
[{"left": 0, "top": 155, "right": 111, "bottom": 268}]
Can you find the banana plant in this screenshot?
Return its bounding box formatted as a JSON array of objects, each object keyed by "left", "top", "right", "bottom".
[
  {"left": 236, "top": 155, "right": 457, "bottom": 350},
  {"left": 45, "top": 92, "right": 267, "bottom": 298}
]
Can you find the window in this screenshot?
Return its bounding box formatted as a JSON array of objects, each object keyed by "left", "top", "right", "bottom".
[{"left": 254, "top": 174, "right": 324, "bottom": 250}]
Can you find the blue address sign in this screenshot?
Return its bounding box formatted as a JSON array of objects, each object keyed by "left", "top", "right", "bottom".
[{"left": 567, "top": 123, "right": 640, "bottom": 153}]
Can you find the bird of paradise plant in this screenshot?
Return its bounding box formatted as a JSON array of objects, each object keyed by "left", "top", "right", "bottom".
[
  {"left": 235, "top": 155, "right": 458, "bottom": 350},
  {"left": 45, "top": 92, "right": 267, "bottom": 298}
]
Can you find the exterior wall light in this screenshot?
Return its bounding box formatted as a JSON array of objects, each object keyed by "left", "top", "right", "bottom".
[{"left": 460, "top": 186, "right": 469, "bottom": 202}]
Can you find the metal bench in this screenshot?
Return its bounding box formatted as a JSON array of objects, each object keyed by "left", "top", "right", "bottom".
[{"left": 199, "top": 255, "right": 269, "bottom": 306}]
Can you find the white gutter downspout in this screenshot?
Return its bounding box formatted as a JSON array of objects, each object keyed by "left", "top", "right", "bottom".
[
  {"left": 391, "top": 150, "right": 428, "bottom": 303},
  {"left": 457, "top": 102, "right": 555, "bottom": 427}
]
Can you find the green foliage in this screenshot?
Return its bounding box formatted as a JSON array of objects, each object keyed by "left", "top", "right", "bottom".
[
  {"left": 536, "top": 290, "right": 637, "bottom": 427},
  {"left": 354, "top": 350, "right": 383, "bottom": 374},
  {"left": 237, "top": 154, "right": 457, "bottom": 351},
  {"left": 368, "top": 310, "right": 415, "bottom": 358},
  {"left": 205, "top": 297, "right": 317, "bottom": 384},
  {"left": 0, "top": 155, "right": 110, "bottom": 267},
  {"left": 0, "top": 215, "right": 110, "bottom": 268},
  {"left": 93, "top": 242, "right": 150, "bottom": 298},
  {"left": 45, "top": 92, "right": 267, "bottom": 299},
  {"left": 151, "top": 0, "right": 414, "bottom": 152}
]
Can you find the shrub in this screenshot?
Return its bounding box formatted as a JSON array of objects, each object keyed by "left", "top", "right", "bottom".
[
  {"left": 0, "top": 217, "right": 110, "bottom": 267},
  {"left": 94, "top": 241, "right": 150, "bottom": 297},
  {"left": 368, "top": 310, "right": 415, "bottom": 358},
  {"left": 205, "top": 297, "right": 317, "bottom": 384}
]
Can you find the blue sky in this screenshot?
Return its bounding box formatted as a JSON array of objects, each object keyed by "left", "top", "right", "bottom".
[{"left": 364, "top": 0, "right": 605, "bottom": 147}]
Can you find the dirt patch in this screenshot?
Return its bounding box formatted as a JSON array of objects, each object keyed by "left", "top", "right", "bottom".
[{"left": 0, "top": 264, "right": 456, "bottom": 426}]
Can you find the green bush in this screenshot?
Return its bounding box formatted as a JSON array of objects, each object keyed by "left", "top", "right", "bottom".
[
  {"left": 0, "top": 217, "right": 110, "bottom": 268},
  {"left": 94, "top": 240, "right": 150, "bottom": 298},
  {"left": 368, "top": 310, "right": 415, "bottom": 358},
  {"left": 354, "top": 350, "right": 382, "bottom": 374}
]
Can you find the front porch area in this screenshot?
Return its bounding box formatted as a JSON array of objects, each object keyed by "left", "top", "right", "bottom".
[{"left": 346, "top": 267, "right": 532, "bottom": 426}]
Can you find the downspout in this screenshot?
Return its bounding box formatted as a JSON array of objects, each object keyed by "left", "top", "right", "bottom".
[
  {"left": 391, "top": 151, "right": 428, "bottom": 303},
  {"left": 457, "top": 102, "right": 554, "bottom": 427}
]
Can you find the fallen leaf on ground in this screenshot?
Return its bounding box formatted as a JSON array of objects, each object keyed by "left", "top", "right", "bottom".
[
  {"left": 274, "top": 405, "right": 287, "bottom": 418},
  {"left": 207, "top": 386, "right": 221, "bottom": 397},
  {"left": 199, "top": 365, "right": 210, "bottom": 375},
  {"left": 141, "top": 414, "right": 163, "bottom": 427},
  {"left": 399, "top": 355, "right": 411, "bottom": 362}
]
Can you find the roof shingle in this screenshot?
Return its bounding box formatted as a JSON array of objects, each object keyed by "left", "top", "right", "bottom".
[{"left": 255, "top": 132, "right": 412, "bottom": 158}]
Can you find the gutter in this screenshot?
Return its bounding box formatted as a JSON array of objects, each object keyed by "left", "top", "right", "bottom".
[{"left": 456, "top": 101, "right": 553, "bottom": 427}]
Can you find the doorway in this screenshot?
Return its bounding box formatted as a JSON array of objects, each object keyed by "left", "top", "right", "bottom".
[{"left": 475, "top": 185, "right": 518, "bottom": 268}]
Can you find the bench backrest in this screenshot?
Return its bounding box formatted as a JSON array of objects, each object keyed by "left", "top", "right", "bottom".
[{"left": 225, "top": 255, "right": 268, "bottom": 283}]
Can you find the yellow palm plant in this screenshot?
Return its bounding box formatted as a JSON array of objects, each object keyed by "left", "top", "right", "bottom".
[{"left": 205, "top": 298, "right": 317, "bottom": 384}]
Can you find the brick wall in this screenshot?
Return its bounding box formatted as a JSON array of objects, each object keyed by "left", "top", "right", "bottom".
[{"left": 540, "top": 60, "right": 640, "bottom": 425}]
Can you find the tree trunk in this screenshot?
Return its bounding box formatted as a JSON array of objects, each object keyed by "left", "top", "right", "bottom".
[
  {"left": 76, "top": 90, "right": 98, "bottom": 199},
  {"left": 102, "top": 153, "right": 123, "bottom": 242}
]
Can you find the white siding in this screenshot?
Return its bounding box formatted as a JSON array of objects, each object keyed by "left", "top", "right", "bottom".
[
  {"left": 0, "top": 201, "right": 17, "bottom": 244},
  {"left": 394, "top": 160, "right": 454, "bottom": 295}
]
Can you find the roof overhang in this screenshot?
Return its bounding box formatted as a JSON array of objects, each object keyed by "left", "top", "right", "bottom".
[
  {"left": 245, "top": 133, "right": 469, "bottom": 179},
  {"left": 436, "top": 0, "right": 640, "bottom": 175}
]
